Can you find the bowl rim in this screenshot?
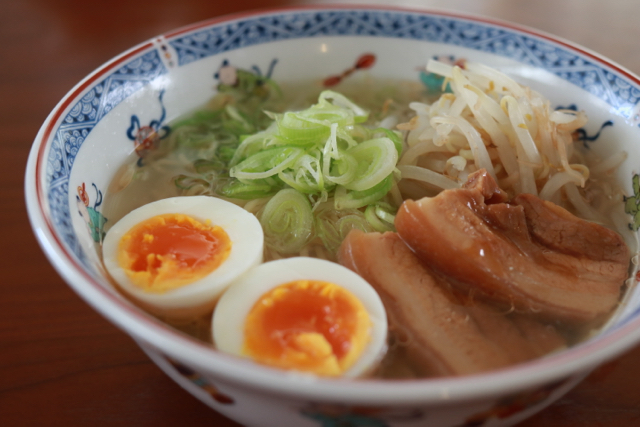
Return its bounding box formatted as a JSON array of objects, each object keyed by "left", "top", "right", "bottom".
[{"left": 25, "top": 3, "right": 640, "bottom": 405}]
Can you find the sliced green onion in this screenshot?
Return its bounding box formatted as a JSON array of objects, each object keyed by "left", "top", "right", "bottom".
[
  {"left": 277, "top": 112, "right": 332, "bottom": 144},
  {"left": 334, "top": 174, "right": 393, "bottom": 210},
  {"left": 171, "top": 110, "right": 221, "bottom": 130},
  {"left": 303, "top": 104, "right": 354, "bottom": 127},
  {"left": 224, "top": 104, "right": 250, "bottom": 125},
  {"left": 278, "top": 152, "right": 328, "bottom": 193},
  {"left": 365, "top": 202, "right": 396, "bottom": 232},
  {"left": 194, "top": 158, "right": 225, "bottom": 174},
  {"left": 322, "top": 123, "right": 357, "bottom": 186},
  {"left": 228, "top": 125, "right": 276, "bottom": 167},
  {"left": 309, "top": 190, "right": 329, "bottom": 211},
  {"left": 217, "top": 145, "right": 237, "bottom": 163},
  {"left": 171, "top": 88, "right": 406, "bottom": 256},
  {"left": 375, "top": 203, "right": 396, "bottom": 224},
  {"left": 172, "top": 127, "right": 221, "bottom": 148},
  {"left": 344, "top": 137, "right": 398, "bottom": 191},
  {"left": 260, "top": 188, "right": 314, "bottom": 254},
  {"left": 230, "top": 146, "right": 304, "bottom": 180},
  {"left": 336, "top": 126, "right": 360, "bottom": 149},
  {"left": 174, "top": 174, "right": 208, "bottom": 190},
  {"left": 323, "top": 152, "right": 357, "bottom": 186},
  {"left": 217, "top": 179, "right": 275, "bottom": 199},
  {"left": 318, "top": 90, "right": 369, "bottom": 123},
  {"left": 373, "top": 127, "right": 403, "bottom": 156}
]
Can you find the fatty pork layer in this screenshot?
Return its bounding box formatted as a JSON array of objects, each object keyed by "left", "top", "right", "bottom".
[
  {"left": 395, "top": 169, "right": 630, "bottom": 323},
  {"left": 338, "top": 229, "right": 566, "bottom": 377}
]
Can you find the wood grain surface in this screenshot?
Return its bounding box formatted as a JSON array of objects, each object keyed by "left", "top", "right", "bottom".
[{"left": 2, "top": 0, "right": 640, "bottom": 425}]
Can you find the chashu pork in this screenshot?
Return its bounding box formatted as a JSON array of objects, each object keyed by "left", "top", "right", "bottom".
[
  {"left": 395, "top": 169, "right": 630, "bottom": 323},
  {"left": 338, "top": 229, "right": 566, "bottom": 377}
]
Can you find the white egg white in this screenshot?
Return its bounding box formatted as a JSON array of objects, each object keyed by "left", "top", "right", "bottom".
[
  {"left": 212, "top": 257, "right": 388, "bottom": 378},
  {"left": 102, "top": 196, "right": 263, "bottom": 319}
]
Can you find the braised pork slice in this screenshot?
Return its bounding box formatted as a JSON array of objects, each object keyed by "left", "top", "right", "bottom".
[
  {"left": 338, "top": 229, "right": 566, "bottom": 377},
  {"left": 395, "top": 169, "right": 630, "bottom": 323}
]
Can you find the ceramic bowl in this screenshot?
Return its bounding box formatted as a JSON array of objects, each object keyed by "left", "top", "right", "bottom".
[{"left": 25, "top": 5, "right": 640, "bottom": 427}]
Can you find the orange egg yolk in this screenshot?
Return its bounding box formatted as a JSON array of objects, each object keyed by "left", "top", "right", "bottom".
[
  {"left": 242, "top": 280, "right": 371, "bottom": 376},
  {"left": 117, "top": 213, "right": 231, "bottom": 293}
]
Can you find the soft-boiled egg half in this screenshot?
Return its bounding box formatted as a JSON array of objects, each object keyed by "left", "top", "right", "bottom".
[
  {"left": 212, "top": 257, "right": 388, "bottom": 378},
  {"left": 102, "top": 196, "right": 263, "bottom": 318}
]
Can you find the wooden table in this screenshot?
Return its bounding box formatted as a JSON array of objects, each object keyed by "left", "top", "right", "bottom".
[{"left": 2, "top": 0, "right": 640, "bottom": 425}]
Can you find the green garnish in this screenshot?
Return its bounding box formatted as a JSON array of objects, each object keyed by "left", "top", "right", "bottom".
[
  {"left": 169, "top": 88, "right": 403, "bottom": 258},
  {"left": 227, "top": 90, "right": 401, "bottom": 206},
  {"left": 260, "top": 188, "right": 314, "bottom": 254}
]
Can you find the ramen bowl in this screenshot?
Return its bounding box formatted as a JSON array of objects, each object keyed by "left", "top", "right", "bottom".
[{"left": 25, "top": 5, "right": 640, "bottom": 427}]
